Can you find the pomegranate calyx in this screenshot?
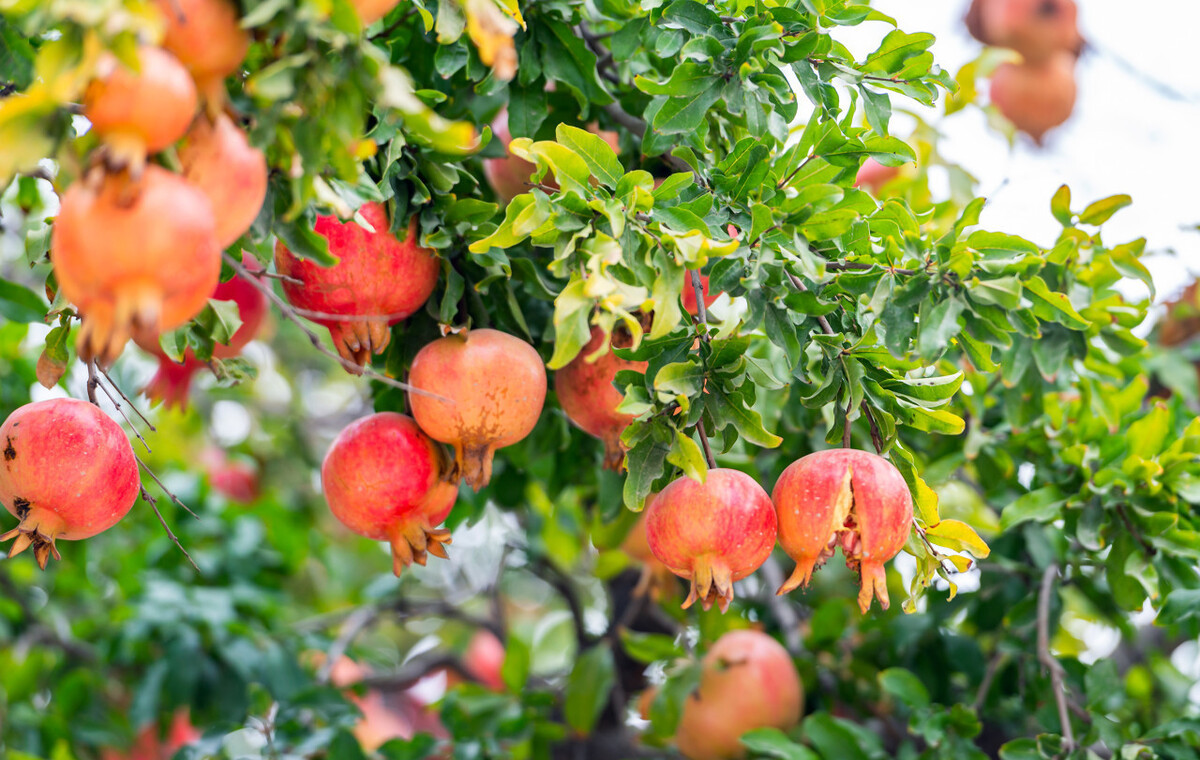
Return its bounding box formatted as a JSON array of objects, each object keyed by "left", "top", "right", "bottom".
[
  {"left": 458, "top": 444, "right": 495, "bottom": 492},
  {"left": 1, "top": 506, "right": 66, "bottom": 569},
  {"left": 682, "top": 557, "right": 736, "bottom": 613},
  {"left": 389, "top": 521, "right": 454, "bottom": 576}
]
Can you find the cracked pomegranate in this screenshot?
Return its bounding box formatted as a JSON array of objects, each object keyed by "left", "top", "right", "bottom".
[
  {"left": 773, "top": 448, "right": 913, "bottom": 613},
  {"left": 0, "top": 399, "right": 140, "bottom": 568},
  {"left": 51, "top": 166, "right": 221, "bottom": 365},
  {"left": 83, "top": 47, "right": 198, "bottom": 168},
  {"left": 555, "top": 325, "right": 647, "bottom": 470},
  {"left": 275, "top": 202, "right": 439, "bottom": 370},
  {"left": 644, "top": 468, "right": 777, "bottom": 612},
  {"left": 134, "top": 254, "right": 268, "bottom": 409},
  {"left": 322, "top": 412, "right": 459, "bottom": 575},
  {"left": 179, "top": 113, "right": 268, "bottom": 247},
  {"left": 408, "top": 328, "right": 547, "bottom": 491},
  {"left": 154, "top": 0, "right": 249, "bottom": 106},
  {"left": 675, "top": 630, "right": 803, "bottom": 760}
]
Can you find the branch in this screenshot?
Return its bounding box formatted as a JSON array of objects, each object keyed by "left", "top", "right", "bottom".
[
  {"left": 1037, "top": 564, "right": 1075, "bottom": 752},
  {"left": 973, "top": 650, "right": 1007, "bottom": 712},
  {"left": 317, "top": 604, "right": 380, "bottom": 684},
  {"left": 140, "top": 483, "right": 200, "bottom": 571},
  {"left": 688, "top": 271, "right": 718, "bottom": 469},
  {"left": 356, "top": 653, "right": 478, "bottom": 691},
  {"left": 530, "top": 556, "right": 593, "bottom": 648},
  {"left": 1116, "top": 504, "right": 1156, "bottom": 558}
]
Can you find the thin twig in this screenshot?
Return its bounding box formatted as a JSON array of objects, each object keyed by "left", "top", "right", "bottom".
[
  {"left": 784, "top": 271, "right": 835, "bottom": 335},
  {"left": 695, "top": 419, "right": 717, "bottom": 469},
  {"left": 973, "top": 650, "right": 1007, "bottom": 712},
  {"left": 689, "top": 271, "right": 718, "bottom": 469},
  {"left": 1116, "top": 505, "right": 1156, "bottom": 557},
  {"left": 842, "top": 396, "right": 853, "bottom": 448},
  {"left": 136, "top": 455, "right": 198, "bottom": 520},
  {"left": 99, "top": 368, "right": 156, "bottom": 431},
  {"left": 245, "top": 267, "right": 303, "bottom": 286},
  {"left": 860, "top": 403, "right": 884, "bottom": 454},
  {"left": 317, "top": 605, "right": 380, "bottom": 684},
  {"left": 91, "top": 367, "right": 151, "bottom": 453},
  {"left": 1037, "top": 564, "right": 1075, "bottom": 753},
  {"left": 223, "top": 252, "right": 449, "bottom": 402},
  {"left": 141, "top": 484, "right": 200, "bottom": 571},
  {"left": 530, "top": 557, "right": 592, "bottom": 648}
]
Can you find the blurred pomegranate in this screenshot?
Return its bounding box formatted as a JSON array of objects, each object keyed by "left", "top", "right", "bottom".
[
  {"left": 989, "top": 51, "right": 1077, "bottom": 145},
  {"left": 966, "top": 0, "right": 1083, "bottom": 63}
]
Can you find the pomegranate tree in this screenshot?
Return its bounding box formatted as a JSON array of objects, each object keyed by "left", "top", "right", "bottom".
[
  {"left": 83, "top": 47, "right": 198, "bottom": 168},
  {"left": 772, "top": 448, "right": 913, "bottom": 613},
  {"left": 990, "top": 52, "right": 1077, "bottom": 145},
  {"left": 134, "top": 254, "right": 268, "bottom": 409},
  {"left": 179, "top": 114, "right": 268, "bottom": 247},
  {"left": 51, "top": 166, "right": 221, "bottom": 364},
  {"left": 408, "top": 328, "right": 547, "bottom": 491},
  {"left": 275, "top": 202, "right": 439, "bottom": 369},
  {"left": 674, "top": 630, "right": 803, "bottom": 760},
  {"left": 322, "top": 412, "right": 459, "bottom": 575},
  {"left": 644, "top": 468, "right": 777, "bottom": 612},
  {"left": 0, "top": 399, "right": 140, "bottom": 568},
  {"left": 555, "top": 325, "right": 648, "bottom": 470},
  {"left": 154, "top": 0, "right": 249, "bottom": 107}
]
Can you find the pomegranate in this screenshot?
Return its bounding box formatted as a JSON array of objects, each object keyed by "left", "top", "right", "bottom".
[
  {"left": 350, "top": 0, "right": 402, "bottom": 25},
  {"left": 202, "top": 447, "right": 260, "bottom": 503},
  {"left": 1160, "top": 282, "right": 1200, "bottom": 347},
  {"left": 134, "top": 254, "right": 268, "bottom": 409},
  {"left": 989, "top": 52, "right": 1077, "bottom": 145},
  {"left": 154, "top": 0, "right": 249, "bottom": 106},
  {"left": 483, "top": 108, "right": 621, "bottom": 201},
  {"left": 555, "top": 325, "right": 648, "bottom": 470},
  {"left": 179, "top": 113, "right": 268, "bottom": 247},
  {"left": 644, "top": 468, "right": 777, "bottom": 612},
  {"left": 328, "top": 655, "right": 450, "bottom": 751},
  {"left": 100, "top": 709, "right": 199, "bottom": 760},
  {"left": 854, "top": 158, "right": 901, "bottom": 194},
  {"left": 84, "top": 47, "right": 198, "bottom": 167},
  {"left": 463, "top": 630, "right": 506, "bottom": 691},
  {"left": 682, "top": 274, "right": 718, "bottom": 317},
  {"left": 674, "top": 630, "right": 803, "bottom": 760},
  {"left": 322, "top": 412, "right": 459, "bottom": 575},
  {"left": 275, "top": 202, "right": 439, "bottom": 370},
  {"left": 0, "top": 399, "right": 140, "bottom": 568},
  {"left": 772, "top": 448, "right": 913, "bottom": 613},
  {"left": 621, "top": 507, "right": 680, "bottom": 600},
  {"left": 407, "top": 328, "right": 547, "bottom": 491},
  {"left": 965, "top": 0, "right": 1083, "bottom": 63}
]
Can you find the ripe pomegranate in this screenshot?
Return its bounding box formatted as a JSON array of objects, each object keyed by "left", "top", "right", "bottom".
[
  {"left": 154, "top": 0, "right": 249, "bottom": 106},
  {"left": 772, "top": 449, "right": 913, "bottom": 613},
  {"left": 483, "top": 108, "right": 621, "bottom": 201},
  {"left": 202, "top": 447, "right": 260, "bottom": 503},
  {"left": 322, "top": 412, "right": 459, "bottom": 575},
  {"left": 1160, "top": 281, "right": 1200, "bottom": 347},
  {"left": 275, "top": 202, "right": 439, "bottom": 370},
  {"left": 854, "top": 158, "right": 900, "bottom": 194},
  {"left": 408, "top": 328, "right": 547, "bottom": 491},
  {"left": 179, "top": 113, "right": 268, "bottom": 247},
  {"left": 52, "top": 166, "right": 221, "bottom": 364},
  {"left": 84, "top": 47, "right": 198, "bottom": 166},
  {"left": 0, "top": 399, "right": 140, "bottom": 568},
  {"left": 350, "top": 0, "right": 402, "bottom": 24},
  {"left": 965, "top": 0, "right": 1083, "bottom": 63},
  {"left": 463, "top": 630, "right": 506, "bottom": 691},
  {"left": 989, "top": 51, "right": 1077, "bottom": 145},
  {"left": 555, "top": 325, "right": 648, "bottom": 470},
  {"left": 134, "top": 254, "right": 268, "bottom": 409},
  {"left": 100, "top": 709, "right": 199, "bottom": 760},
  {"left": 644, "top": 468, "right": 777, "bottom": 612},
  {"left": 682, "top": 274, "right": 718, "bottom": 317},
  {"left": 674, "top": 630, "right": 803, "bottom": 760}
]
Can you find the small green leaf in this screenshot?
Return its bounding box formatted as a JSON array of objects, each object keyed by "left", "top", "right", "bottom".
[
  {"left": 999, "top": 486, "right": 1066, "bottom": 530},
  {"left": 1078, "top": 194, "right": 1132, "bottom": 226},
  {"left": 564, "top": 644, "right": 615, "bottom": 735},
  {"left": 556, "top": 124, "right": 622, "bottom": 187},
  {"left": 667, "top": 429, "right": 708, "bottom": 483},
  {"left": 740, "top": 728, "right": 819, "bottom": 760}
]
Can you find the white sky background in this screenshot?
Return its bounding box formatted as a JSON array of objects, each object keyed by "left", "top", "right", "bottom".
[{"left": 839, "top": 0, "right": 1200, "bottom": 305}]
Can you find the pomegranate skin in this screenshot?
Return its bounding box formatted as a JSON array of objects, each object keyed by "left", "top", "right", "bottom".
[
  {"left": 682, "top": 274, "right": 718, "bottom": 317},
  {"left": 0, "top": 399, "right": 140, "bottom": 568},
  {"left": 772, "top": 449, "right": 913, "bottom": 613},
  {"left": 645, "top": 468, "right": 777, "bottom": 612},
  {"left": 464, "top": 630, "right": 506, "bottom": 691},
  {"left": 275, "top": 202, "right": 439, "bottom": 370},
  {"left": 179, "top": 113, "right": 268, "bottom": 247},
  {"left": 322, "top": 412, "right": 459, "bottom": 575},
  {"left": 555, "top": 325, "right": 648, "bottom": 470},
  {"left": 408, "top": 328, "right": 547, "bottom": 491},
  {"left": 84, "top": 47, "right": 198, "bottom": 159},
  {"left": 350, "top": 0, "right": 402, "bottom": 24},
  {"left": 155, "top": 0, "right": 249, "bottom": 104},
  {"left": 854, "top": 158, "right": 900, "bottom": 194},
  {"left": 966, "top": 0, "right": 1082, "bottom": 63},
  {"left": 135, "top": 253, "right": 268, "bottom": 409},
  {"left": 989, "top": 52, "right": 1077, "bottom": 145},
  {"left": 675, "top": 630, "right": 803, "bottom": 760},
  {"left": 621, "top": 505, "right": 680, "bottom": 600},
  {"left": 52, "top": 166, "right": 221, "bottom": 365}
]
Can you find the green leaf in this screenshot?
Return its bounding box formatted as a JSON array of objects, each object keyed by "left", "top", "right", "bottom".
[
  {"left": 710, "top": 388, "right": 783, "bottom": 448},
  {"left": 564, "top": 644, "right": 615, "bottom": 735},
  {"left": 618, "top": 630, "right": 685, "bottom": 664},
  {"left": 668, "top": 429, "right": 708, "bottom": 483},
  {"left": 1050, "top": 184, "right": 1073, "bottom": 226},
  {"left": 1078, "top": 194, "right": 1132, "bottom": 226},
  {"left": 196, "top": 298, "right": 244, "bottom": 345},
  {"left": 556, "top": 124, "right": 622, "bottom": 188},
  {"left": 0, "top": 279, "right": 47, "bottom": 323},
  {"left": 802, "top": 713, "right": 872, "bottom": 760},
  {"left": 999, "top": 486, "right": 1066, "bottom": 530},
  {"left": 740, "top": 728, "right": 819, "bottom": 760},
  {"left": 650, "top": 87, "right": 723, "bottom": 135},
  {"left": 1022, "top": 276, "right": 1090, "bottom": 330},
  {"left": 881, "top": 372, "right": 963, "bottom": 405},
  {"left": 878, "top": 668, "right": 931, "bottom": 709},
  {"left": 500, "top": 635, "right": 530, "bottom": 692},
  {"left": 967, "top": 276, "right": 1022, "bottom": 310},
  {"left": 635, "top": 62, "right": 720, "bottom": 97}
]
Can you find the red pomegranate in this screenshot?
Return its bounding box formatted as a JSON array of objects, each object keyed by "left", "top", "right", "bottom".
[
  {"left": 674, "top": 630, "right": 803, "bottom": 760},
  {"left": 322, "top": 412, "right": 459, "bottom": 575},
  {"left": 179, "top": 113, "right": 268, "bottom": 247},
  {"left": 966, "top": 0, "right": 1083, "bottom": 63},
  {"left": 408, "top": 328, "right": 547, "bottom": 491},
  {"left": 464, "top": 630, "right": 506, "bottom": 691},
  {"left": 682, "top": 274, "right": 718, "bottom": 317},
  {"left": 84, "top": 47, "right": 198, "bottom": 167},
  {"left": 555, "top": 325, "right": 647, "bottom": 470},
  {"left": 349, "top": 0, "right": 402, "bottom": 24},
  {"left": 100, "top": 709, "right": 200, "bottom": 760},
  {"left": 134, "top": 254, "right": 268, "bottom": 409},
  {"left": 621, "top": 507, "right": 680, "bottom": 600},
  {"left": 154, "top": 0, "right": 249, "bottom": 106},
  {"left": 51, "top": 166, "right": 221, "bottom": 364},
  {"left": 0, "top": 399, "right": 140, "bottom": 568},
  {"left": 202, "top": 447, "right": 260, "bottom": 503},
  {"left": 989, "top": 52, "right": 1077, "bottom": 145},
  {"left": 854, "top": 158, "right": 901, "bottom": 194},
  {"left": 644, "top": 468, "right": 777, "bottom": 612},
  {"left": 275, "top": 202, "right": 439, "bottom": 370},
  {"left": 772, "top": 448, "right": 913, "bottom": 613}
]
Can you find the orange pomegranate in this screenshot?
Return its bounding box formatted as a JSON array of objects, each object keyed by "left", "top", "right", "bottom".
[
  {"left": 349, "top": 0, "right": 402, "bottom": 25},
  {"left": 179, "top": 114, "right": 268, "bottom": 247},
  {"left": 154, "top": 0, "right": 249, "bottom": 106},
  {"left": 966, "top": 0, "right": 1083, "bottom": 63},
  {"left": 989, "top": 51, "right": 1077, "bottom": 145}
]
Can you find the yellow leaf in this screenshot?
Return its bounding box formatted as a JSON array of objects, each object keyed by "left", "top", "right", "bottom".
[
  {"left": 924, "top": 518, "right": 991, "bottom": 559},
  {"left": 462, "top": 0, "right": 519, "bottom": 81},
  {"left": 913, "top": 475, "right": 940, "bottom": 525}
]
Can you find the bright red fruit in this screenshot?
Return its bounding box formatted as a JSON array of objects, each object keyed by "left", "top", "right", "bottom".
[
  {"left": 645, "top": 468, "right": 777, "bottom": 612},
  {"left": 275, "top": 202, "right": 439, "bottom": 370},
  {"left": 990, "top": 52, "right": 1077, "bottom": 145},
  {"left": 154, "top": 0, "right": 249, "bottom": 106},
  {"left": 322, "top": 412, "right": 459, "bottom": 575},
  {"left": 134, "top": 254, "right": 268, "bottom": 409},
  {"left": 966, "top": 0, "right": 1082, "bottom": 63},
  {"left": 0, "top": 399, "right": 140, "bottom": 568},
  {"left": 202, "top": 448, "right": 260, "bottom": 503},
  {"left": 179, "top": 114, "right": 268, "bottom": 247},
  {"left": 772, "top": 448, "right": 913, "bottom": 613},
  {"left": 555, "top": 325, "right": 648, "bottom": 470},
  {"left": 674, "top": 630, "right": 803, "bottom": 760},
  {"left": 51, "top": 166, "right": 221, "bottom": 365},
  {"left": 464, "top": 630, "right": 506, "bottom": 691},
  {"left": 408, "top": 329, "right": 547, "bottom": 491}
]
